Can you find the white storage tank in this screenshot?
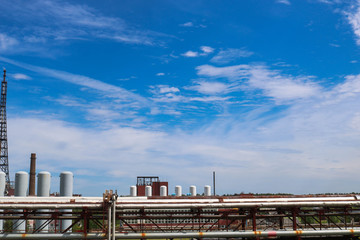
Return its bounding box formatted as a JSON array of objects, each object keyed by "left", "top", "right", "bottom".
[
  {"left": 190, "top": 185, "right": 196, "bottom": 196},
  {"left": 145, "top": 186, "right": 152, "bottom": 196},
  {"left": 204, "top": 185, "right": 211, "bottom": 196},
  {"left": 160, "top": 185, "right": 167, "bottom": 196},
  {"left": 130, "top": 186, "right": 137, "bottom": 197},
  {"left": 0, "top": 172, "right": 5, "bottom": 232},
  {"left": 60, "top": 171, "right": 73, "bottom": 232},
  {"left": 14, "top": 171, "right": 28, "bottom": 233},
  {"left": 175, "top": 185, "right": 182, "bottom": 196},
  {"left": 36, "top": 171, "right": 51, "bottom": 232}
]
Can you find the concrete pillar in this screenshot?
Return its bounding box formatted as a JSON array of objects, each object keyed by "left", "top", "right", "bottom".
[
  {"left": 36, "top": 171, "right": 50, "bottom": 232},
  {"left": 14, "top": 171, "right": 28, "bottom": 233},
  {"left": 160, "top": 186, "right": 167, "bottom": 196},
  {"left": 60, "top": 171, "right": 73, "bottom": 232}
]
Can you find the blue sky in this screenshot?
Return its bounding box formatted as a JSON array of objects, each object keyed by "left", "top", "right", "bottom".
[{"left": 1, "top": 0, "right": 360, "bottom": 196}]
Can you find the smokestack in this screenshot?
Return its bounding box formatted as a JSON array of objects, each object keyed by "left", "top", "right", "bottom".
[{"left": 29, "top": 153, "right": 36, "bottom": 196}]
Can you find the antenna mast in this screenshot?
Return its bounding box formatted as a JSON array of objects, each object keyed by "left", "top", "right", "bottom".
[{"left": 0, "top": 69, "right": 10, "bottom": 189}]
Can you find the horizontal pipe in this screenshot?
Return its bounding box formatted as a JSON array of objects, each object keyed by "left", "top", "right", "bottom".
[
  {"left": 0, "top": 230, "right": 359, "bottom": 239},
  {"left": 0, "top": 201, "right": 359, "bottom": 209}
]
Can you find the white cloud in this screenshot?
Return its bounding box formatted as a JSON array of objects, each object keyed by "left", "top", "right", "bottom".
[
  {"left": 196, "top": 64, "right": 250, "bottom": 79},
  {"left": 247, "top": 66, "right": 320, "bottom": 101},
  {"left": 10, "top": 73, "right": 32, "bottom": 80},
  {"left": 211, "top": 48, "right": 254, "bottom": 64},
  {"left": 181, "top": 50, "right": 199, "bottom": 57},
  {"left": 182, "top": 46, "right": 214, "bottom": 58},
  {"left": 200, "top": 46, "right": 214, "bottom": 54},
  {"left": 180, "top": 22, "right": 194, "bottom": 27},
  {"left": 0, "top": 0, "right": 159, "bottom": 46},
  {"left": 336, "top": 74, "right": 360, "bottom": 97},
  {"left": 197, "top": 64, "right": 320, "bottom": 101},
  {"left": 158, "top": 86, "right": 180, "bottom": 94},
  {"left": 186, "top": 81, "right": 233, "bottom": 95},
  {"left": 345, "top": 1, "right": 360, "bottom": 45},
  {"left": 156, "top": 72, "right": 165, "bottom": 76},
  {"left": 276, "top": 0, "right": 291, "bottom": 5},
  {"left": 0, "top": 56, "right": 147, "bottom": 104},
  {"left": 0, "top": 34, "right": 19, "bottom": 51}
]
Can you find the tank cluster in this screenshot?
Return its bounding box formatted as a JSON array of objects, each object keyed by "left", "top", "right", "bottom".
[
  {"left": 130, "top": 185, "right": 212, "bottom": 197},
  {"left": 0, "top": 171, "right": 74, "bottom": 233}
]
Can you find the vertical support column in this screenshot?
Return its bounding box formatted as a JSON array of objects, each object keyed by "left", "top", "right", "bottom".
[
  {"left": 112, "top": 196, "right": 116, "bottom": 240},
  {"left": 107, "top": 204, "right": 111, "bottom": 240},
  {"left": 60, "top": 171, "right": 73, "bottom": 232},
  {"left": 13, "top": 171, "right": 29, "bottom": 233},
  {"left": 36, "top": 171, "right": 50, "bottom": 232},
  {"left": 0, "top": 172, "right": 5, "bottom": 232},
  {"left": 292, "top": 208, "right": 297, "bottom": 231},
  {"left": 251, "top": 208, "right": 257, "bottom": 231}
]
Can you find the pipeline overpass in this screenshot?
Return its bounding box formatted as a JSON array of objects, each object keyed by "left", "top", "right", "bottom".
[{"left": 1, "top": 193, "right": 360, "bottom": 239}]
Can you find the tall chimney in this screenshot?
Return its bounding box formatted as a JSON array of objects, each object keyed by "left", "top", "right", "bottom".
[{"left": 29, "top": 153, "right": 36, "bottom": 196}]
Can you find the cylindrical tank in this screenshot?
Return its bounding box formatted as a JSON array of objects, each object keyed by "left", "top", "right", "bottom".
[
  {"left": 0, "top": 172, "right": 5, "bottom": 196},
  {"left": 37, "top": 171, "right": 50, "bottom": 197},
  {"left": 160, "top": 186, "right": 167, "bottom": 196},
  {"left": 0, "top": 172, "right": 5, "bottom": 232},
  {"left": 15, "top": 171, "right": 28, "bottom": 197},
  {"left": 36, "top": 171, "right": 51, "bottom": 232},
  {"left": 190, "top": 185, "right": 196, "bottom": 196},
  {"left": 204, "top": 185, "right": 211, "bottom": 196},
  {"left": 175, "top": 185, "right": 182, "bottom": 196},
  {"left": 145, "top": 186, "right": 152, "bottom": 196},
  {"left": 14, "top": 171, "right": 29, "bottom": 233},
  {"left": 60, "top": 171, "right": 73, "bottom": 197},
  {"left": 130, "top": 186, "right": 137, "bottom": 197},
  {"left": 60, "top": 171, "right": 73, "bottom": 232}
]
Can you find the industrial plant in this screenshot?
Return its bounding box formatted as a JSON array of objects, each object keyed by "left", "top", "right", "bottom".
[{"left": 1, "top": 69, "right": 360, "bottom": 240}]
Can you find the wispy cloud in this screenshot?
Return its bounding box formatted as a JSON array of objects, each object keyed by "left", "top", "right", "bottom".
[
  {"left": 197, "top": 64, "right": 320, "bottom": 101},
  {"left": 200, "top": 46, "right": 214, "bottom": 54},
  {"left": 10, "top": 73, "right": 32, "bottom": 80},
  {"left": 179, "top": 22, "right": 206, "bottom": 28},
  {"left": 0, "top": 0, "right": 161, "bottom": 48},
  {"left": 182, "top": 50, "right": 199, "bottom": 57},
  {"left": 182, "top": 46, "right": 215, "bottom": 58},
  {"left": 211, "top": 48, "right": 254, "bottom": 64},
  {"left": 276, "top": 0, "right": 291, "bottom": 5},
  {"left": 345, "top": 1, "right": 360, "bottom": 45},
  {"left": 0, "top": 56, "right": 147, "bottom": 104},
  {"left": 180, "top": 22, "right": 194, "bottom": 27},
  {"left": 186, "top": 80, "right": 236, "bottom": 95},
  {"left": 0, "top": 34, "right": 19, "bottom": 52}
]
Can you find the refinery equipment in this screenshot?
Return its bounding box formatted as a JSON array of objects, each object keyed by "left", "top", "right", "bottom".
[
  {"left": 136, "top": 176, "right": 168, "bottom": 196},
  {"left": 0, "top": 70, "right": 9, "bottom": 191}
]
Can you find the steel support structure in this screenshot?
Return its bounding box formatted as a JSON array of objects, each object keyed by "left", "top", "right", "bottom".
[
  {"left": 0, "top": 70, "right": 9, "bottom": 190},
  {"left": 0, "top": 194, "right": 359, "bottom": 239}
]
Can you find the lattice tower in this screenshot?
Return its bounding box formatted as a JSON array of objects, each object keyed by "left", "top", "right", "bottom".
[{"left": 0, "top": 69, "right": 9, "bottom": 188}]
